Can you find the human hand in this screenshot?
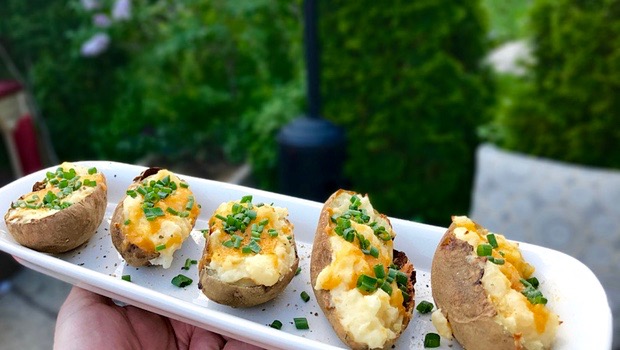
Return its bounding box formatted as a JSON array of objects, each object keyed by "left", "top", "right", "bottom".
[{"left": 54, "top": 286, "right": 263, "bottom": 350}]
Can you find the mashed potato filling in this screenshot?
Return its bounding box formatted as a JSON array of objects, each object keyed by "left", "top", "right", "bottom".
[
  {"left": 452, "top": 216, "right": 559, "bottom": 350},
  {"left": 207, "top": 202, "right": 295, "bottom": 286},
  {"left": 314, "top": 192, "right": 406, "bottom": 349},
  {"left": 121, "top": 170, "right": 199, "bottom": 268},
  {"left": 7, "top": 162, "right": 104, "bottom": 222}
]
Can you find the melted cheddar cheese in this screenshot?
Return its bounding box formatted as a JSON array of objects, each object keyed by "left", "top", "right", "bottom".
[
  {"left": 121, "top": 169, "right": 199, "bottom": 268},
  {"left": 314, "top": 192, "right": 408, "bottom": 349},
  {"left": 206, "top": 200, "right": 296, "bottom": 286},
  {"left": 451, "top": 216, "right": 560, "bottom": 350}
]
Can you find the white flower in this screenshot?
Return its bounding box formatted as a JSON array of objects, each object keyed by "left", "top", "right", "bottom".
[
  {"left": 80, "top": 0, "right": 100, "bottom": 11},
  {"left": 112, "top": 0, "right": 132, "bottom": 21},
  {"left": 93, "top": 13, "right": 111, "bottom": 28},
  {"left": 80, "top": 33, "right": 111, "bottom": 57}
]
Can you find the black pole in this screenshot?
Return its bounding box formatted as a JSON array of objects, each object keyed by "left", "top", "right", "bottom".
[
  {"left": 276, "top": 0, "right": 346, "bottom": 202},
  {"left": 304, "top": 0, "right": 320, "bottom": 119}
]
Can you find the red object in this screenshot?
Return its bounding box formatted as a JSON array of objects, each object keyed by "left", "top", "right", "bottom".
[
  {"left": 0, "top": 80, "right": 22, "bottom": 98},
  {"left": 12, "top": 114, "right": 43, "bottom": 175}
]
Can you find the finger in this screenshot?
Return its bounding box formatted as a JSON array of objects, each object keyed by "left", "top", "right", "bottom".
[{"left": 222, "top": 336, "right": 265, "bottom": 350}]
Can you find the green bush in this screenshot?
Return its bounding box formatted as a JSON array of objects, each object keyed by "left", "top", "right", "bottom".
[
  {"left": 492, "top": 0, "right": 620, "bottom": 169},
  {"left": 0, "top": 0, "right": 303, "bottom": 167},
  {"left": 319, "top": 0, "right": 493, "bottom": 224}
]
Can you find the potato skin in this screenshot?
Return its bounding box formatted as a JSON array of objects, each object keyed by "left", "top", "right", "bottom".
[
  {"left": 310, "top": 189, "right": 416, "bottom": 350},
  {"left": 197, "top": 238, "right": 299, "bottom": 308},
  {"left": 4, "top": 174, "right": 107, "bottom": 254},
  {"left": 431, "top": 222, "right": 517, "bottom": 350},
  {"left": 110, "top": 167, "right": 179, "bottom": 267}
]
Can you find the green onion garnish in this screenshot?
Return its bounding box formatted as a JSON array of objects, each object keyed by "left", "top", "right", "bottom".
[
  {"left": 155, "top": 244, "right": 166, "bottom": 251},
  {"left": 369, "top": 246, "right": 379, "bottom": 258},
  {"left": 526, "top": 277, "right": 540, "bottom": 288},
  {"left": 488, "top": 256, "right": 505, "bottom": 265},
  {"left": 185, "top": 196, "right": 194, "bottom": 210},
  {"left": 380, "top": 281, "right": 393, "bottom": 295},
  {"left": 423, "top": 333, "right": 440, "bottom": 348},
  {"left": 179, "top": 182, "right": 189, "bottom": 188},
  {"left": 269, "top": 320, "right": 283, "bottom": 330},
  {"left": 121, "top": 275, "right": 131, "bottom": 282},
  {"left": 373, "top": 264, "right": 386, "bottom": 279},
  {"left": 240, "top": 195, "right": 252, "bottom": 203},
  {"left": 476, "top": 244, "right": 493, "bottom": 257},
  {"left": 268, "top": 228, "right": 278, "bottom": 237},
  {"left": 295, "top": 267, "right": 301, "bottom": 276},
  {"left": 181, "top": 258, "right": 197, "bottom": 270},
  {"left": 487, "top": 233, "right": 499, "bottom": 248},
  {"left": 166, "top": 207, "right": 179, "bottom": 215},
  {"left": 293, "top": 317, "right": 309, "bottom": 330},
  {"left": 88, "top": 167, "right": 97, "bottom": 175},
  {"left": 171, "top": 274, "right": 193, "bottom": 287},
  {"left": 356, "top": 274, "right": 377, "bottom": 293},
  {"left": 124, "top": 219, "right": 131, "bottom": 225},
  {"left": 300, "top": 291, "right": 310, "bottom": 302},
  {"left": 416, "top": 300, "right": 434, "bottom": 314}
]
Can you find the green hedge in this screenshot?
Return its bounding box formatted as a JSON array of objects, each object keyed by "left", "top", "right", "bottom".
[
  {"left": 320, "top": 0, "right": 493, "bottom": 224},
  {"left": 492, "top": 0, "right": 620, "bottom": 169},
  {"left": 0, "top": 0, "right": 302, "bottom": 166}
]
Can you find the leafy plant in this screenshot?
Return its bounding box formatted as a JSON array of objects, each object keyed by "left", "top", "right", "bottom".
[
  {"left": 491, "top": 0, "right": 620, "bottom": 169},
  {"left": 319, "top": 0, "right": 493, "bottom": 224}
]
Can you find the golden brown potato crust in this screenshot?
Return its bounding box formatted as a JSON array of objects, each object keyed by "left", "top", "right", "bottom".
[
  {"left": 5, "top": 175, "right": 107, "bottom": 254},
  {"left": 431, "top": 222, "right": 517, "bottom": 350},
  {"left": 310, "top": 189, "right": 415, "bottom": 350}
]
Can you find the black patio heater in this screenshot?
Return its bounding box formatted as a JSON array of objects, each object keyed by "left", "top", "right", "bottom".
[{"left": 277, "top": 0, "right": 346, "bottom": 202}]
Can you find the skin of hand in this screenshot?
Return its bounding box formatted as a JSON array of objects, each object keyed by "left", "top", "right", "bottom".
[{"left": 54, "top": 286, "right": 263, "bottom": 350}]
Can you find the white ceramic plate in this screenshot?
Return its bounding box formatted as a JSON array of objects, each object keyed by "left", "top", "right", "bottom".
[{"left": 0, "top": 161, "right": 613, "bottom": 349}]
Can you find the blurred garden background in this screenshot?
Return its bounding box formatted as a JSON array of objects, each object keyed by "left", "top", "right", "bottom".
[
  {"left": 1, "top": 0, "right": 619, "bottom": 346},
  {"left": 1, "top": 0, "right": 618, "bottom": 225}
]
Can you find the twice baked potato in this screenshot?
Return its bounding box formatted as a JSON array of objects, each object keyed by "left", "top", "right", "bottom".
[
  {"left": 310, "top": 190, "right": 416, "bottom": 350},
  {"left": 4, "top": 162, "right": 107, "bottom": 253},
  {"left": 110, "top": 168, "right": 200, "bottom": 268},
  {"left": 198, "top": 195, "right": 298, "bottom": 308},
  {"left": 431, "top": 216, "right": 560, "bottom": 350}
]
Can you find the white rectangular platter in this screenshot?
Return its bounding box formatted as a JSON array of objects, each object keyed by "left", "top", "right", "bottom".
[{"left": 0, "top": 161, "right": 613, "bottom": 349}]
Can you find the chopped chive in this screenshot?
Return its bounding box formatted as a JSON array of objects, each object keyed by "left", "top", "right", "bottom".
[
  {"left": 395, "top": 271, "right": 408, "bottom": 286},
  {"left": 380, "top": 281, "right": 393, "bottom": 295},
  {"left": 182, "top": 258, "right": 197, "bottom": 270},
  {"left": 369, "top": 246, "right": 379, "bottom": 258},
  {"left": 166, "top": 207, "right": 179, "bottom": 215},
  {"left": 295, "top": 267, "right": 301, "bottom": 276},
  {"left": 487, "top": 233, "right": 499, "bottom": 248},
  {"left": 126, "top": 190, "right": 137, "bottom": 198},
  {"left": 124, "top": 219, "right": 131, "bottom": 225},
  {"left": 155, "top": 244, "right": 166, "bottom": 251},
  {"left": 300, "top": 291, "right": 310, "bottom": 302},
  {"left": 356, "top": 274, "right": 377, "bottom": 293},
  {"left": 526, "top": 277, "right": 540, "bottom": 288},
  {"left": 186, "top": 196, "right": 194, "bottom": 210},
  {"left": 293, "top": 317, "right": 309, "bottom": 330},
  {"left": 88, "top": 167, "right": 97, "bottom": 175},
  {"left": 268, "top": 228, "right": 278, "bottom": 237},
  {"left": 416, "top": 300, "right": 434, "bottom": 314},
  {"left": 424, "top": 333, "right": 440, "bottom": 348},
  {"left": 240, "top": 195, "right": 253, "bottom": 203},
  {"left": 488, "top": 256, "right": 505, "bottom": 265},
  {"left": 373, "top": 264, "right": 386, "bottom": 279},
  {"left": 222, "top": 240, "right": 234, "bottom": 248},
  {"left": 476, "top": 243, "right": 493, "bottom": 257},
  {"left": 269, "top": 320, "right": 283, "bottom": 330},
  {"left": 179, "top": 182, "right": 189, "bottom": 188},
  {"left": 171, "top": 274, "right": 193, "bottom": 287},
  {"left": 121, "top": 275, "right": 131, "bottom": 282}
]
